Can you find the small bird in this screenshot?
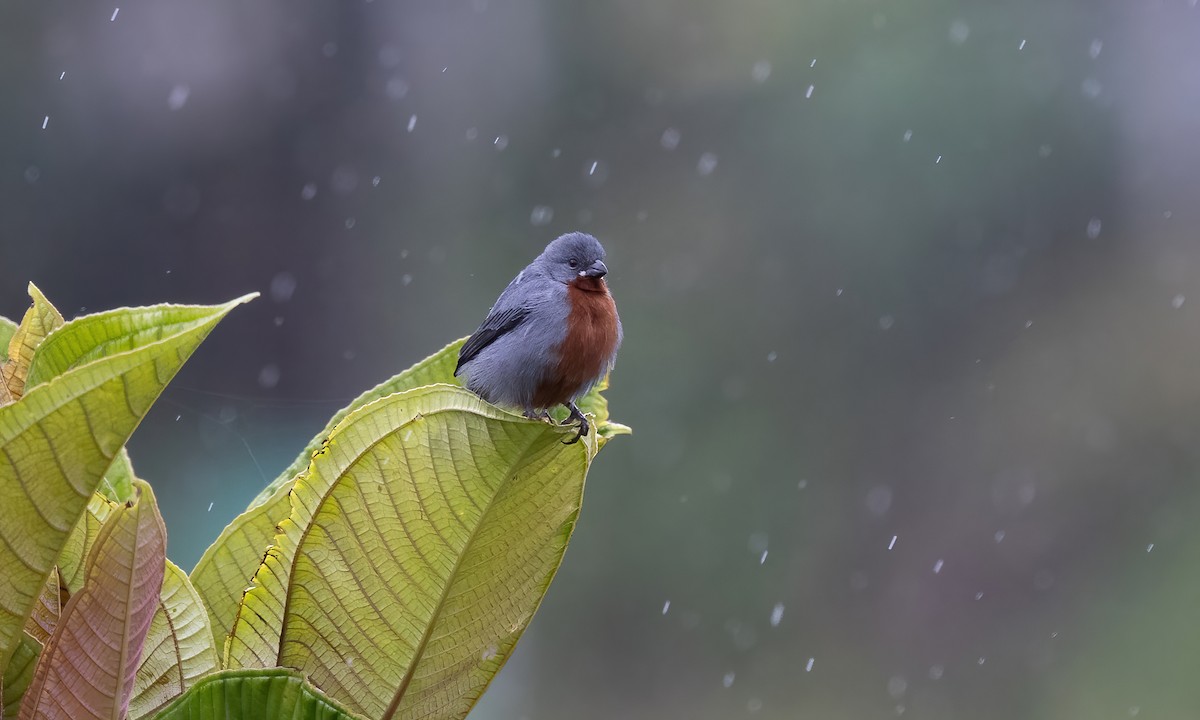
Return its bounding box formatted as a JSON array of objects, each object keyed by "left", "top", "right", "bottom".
[{"left": 455, "top": 232, "right": 622, "bottom": 443}]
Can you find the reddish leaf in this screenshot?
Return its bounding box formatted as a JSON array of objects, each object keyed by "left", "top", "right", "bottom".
[{"left": 18, "top": 481, "right": 167, "bottom": 720}]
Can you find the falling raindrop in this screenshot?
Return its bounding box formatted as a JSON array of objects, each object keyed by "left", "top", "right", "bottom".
[
  {"left": 1086, "top": 217, "right": 1102, "bottom": 239},
  {"left": 270, "top": 272, "right": 297, "bottom": 302},
  {"left": 660, "top": 127, "right": 682, "bottom": 151},
  {"left": 494, "top": 135, "right": 509, "bottom": 151},
  {"left": 662, "top": 600, "right": 671, "bottom": 615},
  {"left": 866, "top": 486, "right": 893, "bottom": 516},
  {"left": 751, "top": 60, "right": 772, "bottom": 83},
  {"left": 257, "top": 364, "right": 281, "bottom": 389},
  {"left": 697, "top": 153, "right": 719, "bottom": 176},
  {"left": 722, "top": 672, "right": 735, "bottom": 688},
  {"left": 530, "top": 205, "right": 554, "bottom": 226},
  {"left": 385, "top": 76, "right": 409, "bottom": 100},
  {"left": 1171, "top": 294, "right": 1185, "bottom": 309},
  {"left": 949, "top": 20, "right": 970, "bottom": 44},
  {"left": 769, "top": 603, "right": 785, "bottom": 627},
  {"left": 583, "top": 160, "right": 609, "bottom": 186},
  {"left": 407, "top": 115, "right": 417, "bottom": 132},
  {"left": 167, "top": 85, "right": 190, "bottom": 111},
  {"left": 933, "top": 559, "right": 944, "bottom": 574},
  {"left": 300, "top": 183, "right": 318, "bottom": 201}
]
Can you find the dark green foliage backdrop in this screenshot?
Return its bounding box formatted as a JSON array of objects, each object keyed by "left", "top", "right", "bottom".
[{"left": 4, "top": 1, "right": 1199, "bottom": 717}]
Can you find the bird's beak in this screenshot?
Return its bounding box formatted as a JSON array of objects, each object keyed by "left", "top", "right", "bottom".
[{"left": 581, "top": 260, "right": 608, "bottom": 279}]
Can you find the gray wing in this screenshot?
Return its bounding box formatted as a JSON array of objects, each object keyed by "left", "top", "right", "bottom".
[{"left": 454, "top": 278, "right": 533, "bottom": 376}]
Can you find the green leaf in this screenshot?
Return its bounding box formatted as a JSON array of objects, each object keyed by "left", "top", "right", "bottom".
[
  {"left": 56, "top": 494, "right": 118, "bottom": 596},
  {"left": 21, "top": 570, "right": 62, "bottom": 648},
  {"left": 1, "top": 634, "right": 39, "bottom": 720},
  {"left": 18, "top": 480, "right": 167, "bottom": 720},
  {"left": 248, "top": 336, "right": 625, "bottom": 508},
  {"left": 99, "top": 448, "right": 138, "bottom": 505},
  {"left": 149, "top": 668, "right": 360, "bottom": 720},
  {"left": 249, "top": 338, "right": 470, "bottom": 509},
  {"left": 0, "top": 294, "right": 253, "bottom": 669},
  {"left": 189, "top": 483, "right": 291, "bottom": 655},
  {"left": 26, "top": 298, "right": 256, "bottom": 390},
  {"left": 226, "top": 384, "right": 598, "bottom": 720},
  {"left": 0, "top": 318, "right": 17, "bottom": 364},
  {"left": 2, "top": 284, "right": 64, "bottom": 403},
  {"left": 128, "top": 560, "right": 219, "bottom": 720}
]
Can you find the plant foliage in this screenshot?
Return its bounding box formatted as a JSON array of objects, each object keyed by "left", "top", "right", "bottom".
[{"left": 0, "top": 285, "right": 625, "bottom": 720}]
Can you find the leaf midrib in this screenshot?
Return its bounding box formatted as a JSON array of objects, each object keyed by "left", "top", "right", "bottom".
[
  {"left": 264, "top": 400, "right": 547, "bottom": 719},
  {"left": 381, "top": 423, "right": 546, "bottom": 720}
]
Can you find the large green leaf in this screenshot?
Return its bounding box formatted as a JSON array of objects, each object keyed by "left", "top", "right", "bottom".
[
  {"left": 0, "top": 317, "right": 17, "bottom": 364},
  {"left": 196, "top": 340, "right": 478, "bottom": 655},
  {"left": 128, "top": 561, "right": 219, "bottom": 720},
  {"left": 26, "top": 299, "right": 257, "bottom": 390},
  {"left": 249, "top": 338, "right": 470, "bottom": 508},
  {"left": 2, "top": 284, "right": 63, "bottom": 404},
  {"left": 1, "top": 634, "right": 39, "bottom": 720},
  {"left": 189, "top": 484, "right": 291, "bottom": 655},
  {"left": 56, "top": 494, "right": 118, "bottom": 596},
  {"left": 99, "top": 448, "right": 138, "bottom": 506},
  {"left": 226, "top": 384, "right": 598, "bottom": 720},
  {"left": 248, "top": 336, "right": 625, "bottom": 509},
  {"left": 18, "top": 480, "right": 166, "bottom": 720},
  {"left": 0, "top": 294, "right": 252, "bottom": 669},
  {"left": 149, "top": 668, "right": 360, "bottom": 720}
]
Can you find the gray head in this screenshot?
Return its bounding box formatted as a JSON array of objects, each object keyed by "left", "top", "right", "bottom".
[{"left": 537, "top": 232, "right": 609, "bottom": 284}]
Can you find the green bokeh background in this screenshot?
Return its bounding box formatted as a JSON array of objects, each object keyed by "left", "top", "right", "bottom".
[{"left": 5, "top": 1, "right": 1200, "bottom": 717}]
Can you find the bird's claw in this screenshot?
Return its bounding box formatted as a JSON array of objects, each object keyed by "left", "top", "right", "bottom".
[
  {"left": 561, "top": 402, "right": 589, "bottom": 444},
  {"left": 524, "top": 409, "right": 554, "bottom": 423}
]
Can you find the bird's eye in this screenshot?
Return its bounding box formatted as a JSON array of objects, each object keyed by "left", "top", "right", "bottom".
[{"left": 568, "top": 259, "right": 578, "bottom": 268}]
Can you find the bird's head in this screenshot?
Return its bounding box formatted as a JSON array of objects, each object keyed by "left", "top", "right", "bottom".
[{"left": 538, "top": 232, "right": 609, "bottom": 288}]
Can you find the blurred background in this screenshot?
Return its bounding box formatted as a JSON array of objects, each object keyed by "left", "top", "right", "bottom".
[{"left": 4, "top": 0, "right": 1200, "bottom": 717}]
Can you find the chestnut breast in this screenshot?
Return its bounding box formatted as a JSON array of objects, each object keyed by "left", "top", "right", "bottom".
[{"left": 532, "top": 277, "right": 620, "bottom": 408}]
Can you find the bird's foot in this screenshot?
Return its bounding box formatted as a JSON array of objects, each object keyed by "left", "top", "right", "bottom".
[
  {"left": 524, "top": 408, "right": 554, "bottom": 423},
  {"left": 561, "top": 401, "right": 589, "bottom": 444}
]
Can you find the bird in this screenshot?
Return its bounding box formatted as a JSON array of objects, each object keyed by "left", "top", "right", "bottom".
[{"left": 455, "top": 232, "right": 622, "bottom": 444}]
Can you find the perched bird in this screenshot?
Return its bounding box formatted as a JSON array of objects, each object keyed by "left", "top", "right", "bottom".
[{"left": 455, "top": 232, "right": 622, "bottom": 443}]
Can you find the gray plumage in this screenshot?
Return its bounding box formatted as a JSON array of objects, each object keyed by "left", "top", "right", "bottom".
[{"left": 455, "top": 232, "right": 622, "bottom": 415}]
